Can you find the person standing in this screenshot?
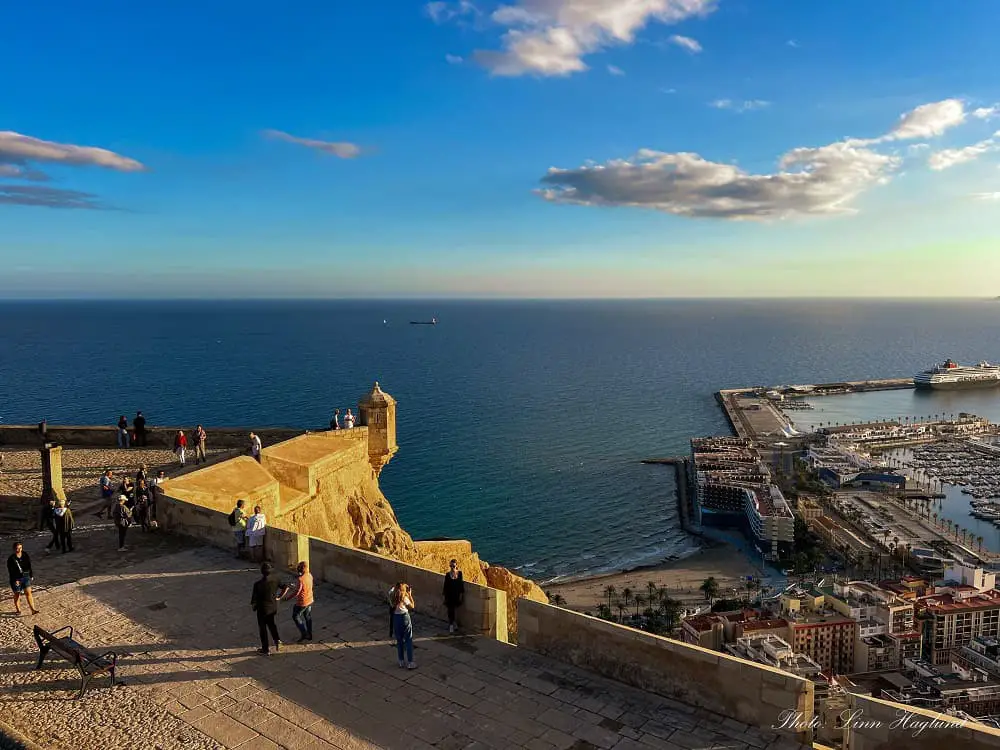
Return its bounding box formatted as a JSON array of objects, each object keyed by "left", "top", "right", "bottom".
[
  {"left": 149, "top": 470, "right": 166, "bottom": 521},
  {"left": 329, "top": 409, "right": 341, "bottom": 431},
  {"left": 280, "top": 561, "right": 314, "bottom": 642},
  {"left": 392, "top": 583, "right": 417, "bottom": 669},
  {"left": 7, "top": 542, "right": 39, "bottom": 615},
  {"left": 100, "top": 469, "right": 115, "bottom": 516},
  {"left": 246, "top": 505, "right": 267, "bottom": 562},
  {"left": 442, "top": 559, "right": 465, "bottom": 633},
  {"left": 37, "top": 419, "right": 48, "bottom": 446},
  {"left": 249, "top": 432, "right": 262, "bottom": 463},
  {"left": 194, "top": 425, "right": 208, "bottom": 465},
  {"left": 54, "top": 499, "right": 75, "bottom": 553},
  {"left": 113, "top": 495, "right": 132, "bottom": 552},
  {"left": 134, "top": 480, "right": 151, "bottom": 532},
  {"left": 174, "top": 430, "right": 187, "bottom": 466},
  {"left": 116, "top": 415, "right": 131, "bottom": 448},
  {"left": 43, "top": 499, "right": 59, "bottom": 552},
  {"left": 250, "top": 562, "right": 281, "bottom": 655},
  {"left": 229, "top": 499, "right": 248, "bottom": 558},
  {"left": 135, "top": 463, "right": 148, "bottom": 488},
  {"left": 343, "top": 409, "right": 355, "bottom": 429},
  {"left": 133, "top": 411, "right": 147, "bottom": 447}
]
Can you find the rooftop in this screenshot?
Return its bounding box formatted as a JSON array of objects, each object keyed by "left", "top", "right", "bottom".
[{"left": 0, "top": 529, "right": 804, "bottom": 750}]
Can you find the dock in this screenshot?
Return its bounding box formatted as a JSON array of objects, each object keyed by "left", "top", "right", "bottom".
[{"left": 641, "top": 456, "right": 698, "bottom": 535}]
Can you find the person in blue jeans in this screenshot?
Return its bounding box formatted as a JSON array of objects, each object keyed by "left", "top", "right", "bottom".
[{"left": 391, "top": 582, "right": 417, "bottom": 669}]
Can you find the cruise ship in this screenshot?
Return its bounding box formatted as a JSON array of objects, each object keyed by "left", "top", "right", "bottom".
[{"left": 913, "top": 359, "right": 1000, "bottom": 390}]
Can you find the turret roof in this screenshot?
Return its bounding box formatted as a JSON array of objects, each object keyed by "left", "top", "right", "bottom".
[{"left": 360, "top": 381, "right": 395, "bottom": 407}]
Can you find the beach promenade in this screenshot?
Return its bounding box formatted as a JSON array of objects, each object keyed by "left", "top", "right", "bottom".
[{"left": 0, "top": 526, "right": 805, "bottom": 750}]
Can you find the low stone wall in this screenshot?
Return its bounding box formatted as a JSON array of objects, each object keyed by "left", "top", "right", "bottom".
[
  {"left": 517, "top": 598, "right": 814, "bottom": 743},
  {"left": 309, "top": 538, "right": 508, "bottom": 642},
  {"left": 157, "top": 491, "right": 508, "bottom": 642},
  {"left": 844, "top": 693, "right": 1000, "bottom": 749},
  {"left": 0, "top": 424, "right": 306, "bottom": 450}
]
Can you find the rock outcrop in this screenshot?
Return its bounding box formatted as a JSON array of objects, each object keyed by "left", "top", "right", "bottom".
[{"left": 267, "top": 431, "right": 546, "bottom": 635}]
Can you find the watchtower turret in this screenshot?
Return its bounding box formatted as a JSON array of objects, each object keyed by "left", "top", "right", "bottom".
[{"left": 358, "top": 381, "right": 398, "bottom": 474}]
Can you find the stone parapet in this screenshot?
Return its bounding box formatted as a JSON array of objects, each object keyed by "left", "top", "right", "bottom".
[
  {"left": 309, "top": 537, "right": 508, "bottom": 642},
  {"left": 844, "top": 693, "right": 1000, "bottom": 749},
  {"left": 0, "top": 424, "right": 306, "bottom": 450},
  {"left": 517, "top": 598, "right": 814, "bottom": 744}
]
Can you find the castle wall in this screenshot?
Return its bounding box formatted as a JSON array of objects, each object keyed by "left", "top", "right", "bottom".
[
  {"left": 844, "top": 693, "right": 1000, "bottom": 749},
  {"left": 156, "top": 489, "right": 508, "bottom": 641},
  {"left": 309, "top": 537, "right": 508, "bottom": 642},
  {"left": 517, "top": 598, "right": 815, "bottom": 745},
  {"left": 0, "top": 424, "right": 305, "bottom": 450}
]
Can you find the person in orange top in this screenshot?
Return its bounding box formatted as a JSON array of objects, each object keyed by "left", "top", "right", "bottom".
[{"left": 280, "top": 560, "right": 314, "bottom": 642}]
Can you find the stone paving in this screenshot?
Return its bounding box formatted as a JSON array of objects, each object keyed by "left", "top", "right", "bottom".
[{"left": 0, "top": 530, "right": 808, "bottom": 750}]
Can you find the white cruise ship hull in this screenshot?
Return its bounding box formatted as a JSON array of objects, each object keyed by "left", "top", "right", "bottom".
[{"left": 915, "top": 377, "right": 1000, "bottom": 390}]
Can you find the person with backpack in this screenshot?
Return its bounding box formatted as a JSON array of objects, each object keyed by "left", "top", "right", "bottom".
[
  {"left": 229, "top": 499, "right": 248, "bottom": 558},
  {"left": 53, "top": 499, "right": 75, "bottom": 553}
]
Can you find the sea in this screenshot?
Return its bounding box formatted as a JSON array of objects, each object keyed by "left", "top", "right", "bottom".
[{"left": 2, "top": 298, "right": 999, "bottom": 582}]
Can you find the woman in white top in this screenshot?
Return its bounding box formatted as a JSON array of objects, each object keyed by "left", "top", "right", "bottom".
[
  {"left": 392, "top": 582, "right": 416, "bottom": 669},
  {"left": 245, "top": 506, "right": 267, "bottom": 562},
  {"left": 343, "top": 409, "right": 355, "bottom": 429}
]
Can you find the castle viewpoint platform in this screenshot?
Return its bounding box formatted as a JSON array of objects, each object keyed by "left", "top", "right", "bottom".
[{"left": 0, "top": 537, "right": 806, "bottom": 750}]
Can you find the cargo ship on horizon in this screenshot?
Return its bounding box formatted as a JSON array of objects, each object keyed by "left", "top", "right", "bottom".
[{"left": 913, "top": 359, "right": 1000, "bottom": 390}]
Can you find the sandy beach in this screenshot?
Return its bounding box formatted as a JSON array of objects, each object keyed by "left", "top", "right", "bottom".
[{"left": 546, "top": 540, "right": 764, "bottom": 614}]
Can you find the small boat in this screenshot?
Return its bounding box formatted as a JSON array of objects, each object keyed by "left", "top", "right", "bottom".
[{"left": 409, "top": 317, "right": 438, "bottom": 325}]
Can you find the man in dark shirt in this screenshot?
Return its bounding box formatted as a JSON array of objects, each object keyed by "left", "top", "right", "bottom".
[
  {"left": 133, "top": 411, "right": 147, "bottom": 447},
  {"left": 250, "top": 562, "right": 282, "bottom": 655}
]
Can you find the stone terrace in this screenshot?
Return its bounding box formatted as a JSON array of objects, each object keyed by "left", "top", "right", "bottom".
[{"left": 0, "top": 529, "right": 807, "bottom": 750}]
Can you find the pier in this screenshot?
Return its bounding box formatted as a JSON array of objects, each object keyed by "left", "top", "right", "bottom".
[{"left": 641, "top": 456, "right": 698, "bottom": 535}]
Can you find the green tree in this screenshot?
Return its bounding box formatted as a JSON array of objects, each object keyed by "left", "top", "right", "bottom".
[
  {"left": 700, "top": 577, "right": 720, "bottom": 603},
  {"left": 604, "top": 585, "right": 616, "bottom": 611}
]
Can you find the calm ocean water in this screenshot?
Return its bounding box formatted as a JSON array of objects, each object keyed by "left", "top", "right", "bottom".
[{"left": 2, "top": 299, "right": 999, "bottom": 580}]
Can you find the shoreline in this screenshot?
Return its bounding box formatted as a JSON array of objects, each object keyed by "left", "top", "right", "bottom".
[{"left": 545, "top": 538, "right": 765, "bottom": 614}]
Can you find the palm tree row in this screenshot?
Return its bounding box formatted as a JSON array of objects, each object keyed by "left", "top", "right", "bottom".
[{"left": 595, "top": 582, "right": 683, "bottom": 636}]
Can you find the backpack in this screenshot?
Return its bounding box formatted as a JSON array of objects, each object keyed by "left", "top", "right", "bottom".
[{"left": 228, "top": 509, "right": 237, "bottom": 527}]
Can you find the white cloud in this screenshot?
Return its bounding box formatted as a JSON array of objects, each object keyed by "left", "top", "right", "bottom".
[
  {"left": 786, "top": 39, "right": 799, "bottom": 48},
  {"left": 710, "top": 99, "right": 770, "bottom": 112},
  {"left": 607, "top": 64, "right": 625, "bottom": 76},
  {"left": 471, "top": 0, "right": 717, "bottom": 76},
  {"left": 668, "top": 34, "right": 702, "bottom": 53},
  {"left": 907, "top": 143, "right": 930, "bottom": 153},
  {"left": 885, "top": 98, "right": 966, "bottom": 140},
  {"left": 426, "top": 1, "right": 479, "bottom": 24},
  {"left": 661, "top": 87, "right": 677, "bottom": 94},
  {"left": 446, "top": 53, "right": 464, "bottom": 64},
  {"left": 262, "top": 129, "right": 362, "bottom": 159},
  {"left": 927, "top": 133, "right": 998, "bottom": 170},
  {"left": 534, "top": 99, "right": 997, "bottom": 220},
  {"left": 537, "top": 142, "right": 899, "bottom": 220},
  {"left": 0, "top": 131, "right": 145, "bottom": 172},
  {"left": 973, "top": 105, "right": 999, "bottom": 120},
  {"left": 972, "top": 192, "right": 1000, "bottom": 201}
]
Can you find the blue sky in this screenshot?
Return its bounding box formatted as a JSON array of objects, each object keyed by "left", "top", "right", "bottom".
[{"left": 2, "top": 0, "right": 999, "bottom": 297}]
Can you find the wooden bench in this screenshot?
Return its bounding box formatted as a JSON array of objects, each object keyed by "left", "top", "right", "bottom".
[{"left": 33, "top": 625, "right": 118, "bottom": 698}]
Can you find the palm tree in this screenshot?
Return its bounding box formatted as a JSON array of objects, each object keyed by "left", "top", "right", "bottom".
[
  {"left": 700, "top": 577, "right": 719, "bottom": 603},
  {"left": 597, "top": 604, "right": 613, "bottom": 620},
  {"left": 616, "top": 601, "right": 626, "bottom": 623},
  {"left": 622, "top": 587, "right": 633, "bottom": 612},
  {"left": 549, "top": 593, "right": 567, "bottom": 607},
  {"left": 647, "top": 581, "right": 658, "bottom": 607},
  {"left": 634, "top": 594, "right": 645, "bottom": 619},
  {"left": 604, "top": 585, "right": 616, "bottom": 612}
]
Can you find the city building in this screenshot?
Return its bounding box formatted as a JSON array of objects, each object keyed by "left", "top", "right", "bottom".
[
  {"left": 779, "top": 586, "right": 857, "bottom": 674},
  {"left": 954, "top": 635, "right": 1000, "bottom": 679},
  {"left": 691, "top": 437, "right": 794, "bottom": 559},
  {"left": 917, "top": 582, "right": 1000, "bottom": 666}
]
